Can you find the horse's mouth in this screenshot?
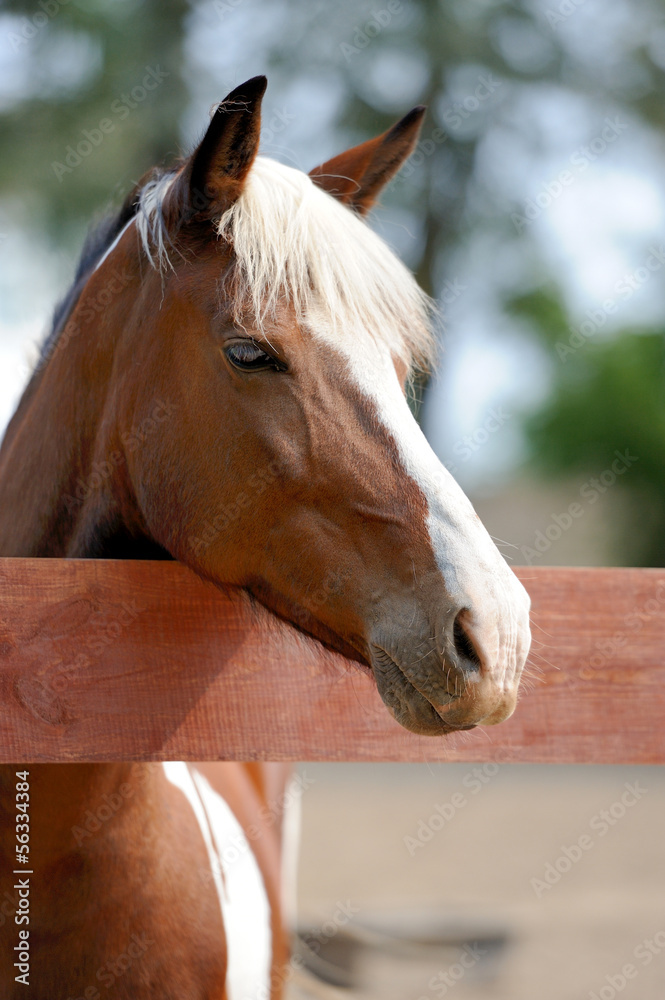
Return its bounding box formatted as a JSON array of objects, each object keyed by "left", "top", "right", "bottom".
[{"left": 370, "top": 646, "right": 477, "bottom": 737}]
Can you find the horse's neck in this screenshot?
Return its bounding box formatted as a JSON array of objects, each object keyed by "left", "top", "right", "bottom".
[
  {"left": 0, "top": 332, "right": 103, "bottom": 555},
  {"left": 0, "top": 326, "right": 158, "bottom": 558}
]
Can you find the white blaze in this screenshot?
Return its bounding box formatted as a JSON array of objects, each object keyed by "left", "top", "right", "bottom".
[{"left": 309, "top": 317, "right": 531, "bottom": 689}]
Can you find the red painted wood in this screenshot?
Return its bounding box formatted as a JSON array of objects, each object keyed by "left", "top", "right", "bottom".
[{"left": 0, "top": 560, "right": 663, "bottom": 762}]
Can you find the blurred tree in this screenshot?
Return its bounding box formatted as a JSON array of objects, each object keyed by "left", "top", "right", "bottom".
[
  {"left": 509, "top": 286, "right": 665, "bottom": 566},
  {"left": 0, "top": 0, "right": 189, "bottom": 243}
]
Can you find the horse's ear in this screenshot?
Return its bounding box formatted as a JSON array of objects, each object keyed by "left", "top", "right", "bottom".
[
  {"left": 184, "top": 75, "right": 267, "bottom": 218},
  {"left": 309, "top": 106, "right": 426, "bottom": 215}
]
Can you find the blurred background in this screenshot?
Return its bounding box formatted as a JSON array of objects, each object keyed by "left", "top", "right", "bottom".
[
  {"left": 2, "top": 0, "right": 665, "bottom": 567},
  {"left": 0, "top": 3, "right": 664, "bottom": 997},
  {"left": 295, "top": 762, "right": 665, "bottom": 999}
]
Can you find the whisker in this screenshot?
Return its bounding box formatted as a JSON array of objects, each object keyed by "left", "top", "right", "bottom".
[
  {"left": 529, "top": 619, "right": 555, "bottom": 639},
  {"left": 490, "top": 535, "right": 519, "bottom": 550},
  {"left": 527, "top": 650, "right": 560, "bottom": 672}
]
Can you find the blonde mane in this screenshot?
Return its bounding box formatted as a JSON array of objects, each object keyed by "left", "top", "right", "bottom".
[{"left": 137, "top": 155, "right": 436, "bottom": 370}]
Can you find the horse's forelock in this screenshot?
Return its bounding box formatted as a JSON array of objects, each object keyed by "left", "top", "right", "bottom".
[
  {"left": 215, "top": 157, "right": 437, "bottom": 373},
  {"left": 133, "top": 156, "right": 436, "bottom": 374},
  {"left": 42, "top": 152, "right": 436, "bottom": 376}
]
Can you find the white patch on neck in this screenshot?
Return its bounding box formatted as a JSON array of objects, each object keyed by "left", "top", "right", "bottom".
[{"left": 163, "top": 762, "right": 272, "bottom": 1000}]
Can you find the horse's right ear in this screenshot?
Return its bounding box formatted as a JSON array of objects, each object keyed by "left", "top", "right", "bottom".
[{"left": 182, "top": 75, "right": 267, "bottom": 219}]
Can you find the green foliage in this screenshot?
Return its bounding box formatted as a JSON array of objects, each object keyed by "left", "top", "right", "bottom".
[{"left": 510, "top": 283, "right": 665, "bottom": 565}]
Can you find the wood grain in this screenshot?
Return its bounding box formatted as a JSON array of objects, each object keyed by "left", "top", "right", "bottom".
[{"left": 0, "top": 560, "right": 663, "bottom": 762}]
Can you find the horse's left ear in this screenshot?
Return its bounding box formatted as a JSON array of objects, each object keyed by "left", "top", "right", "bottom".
[
  {"left": 183, "top": 75, "right": 267, "bottom": 218},
  {"left": 309, "top": 106, "right": 426, "bottom": 215}
]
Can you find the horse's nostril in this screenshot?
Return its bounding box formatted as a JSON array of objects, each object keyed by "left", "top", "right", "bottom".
[{"left": 453, "top": 611, "right": 482, "bottom": 670}]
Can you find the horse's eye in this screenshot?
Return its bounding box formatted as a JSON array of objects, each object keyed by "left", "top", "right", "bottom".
[{"left": 224, "top": 340, "right": 286, "bottom": 372}]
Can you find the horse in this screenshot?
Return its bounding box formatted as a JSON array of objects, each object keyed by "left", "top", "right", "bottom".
[
  {"left": 0, "top": 761, "right": 297, "bottom": 999},
  {"left": 0, "top": 75, "right": 531, "bottom": 736},
  {"left": 0, "top": 75, "right": 532, "bottom": 996}
]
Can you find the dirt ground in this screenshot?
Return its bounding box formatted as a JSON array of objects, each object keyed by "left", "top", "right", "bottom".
[{"left": 293, "top": 763, "right": 665, "bottom": 1000}]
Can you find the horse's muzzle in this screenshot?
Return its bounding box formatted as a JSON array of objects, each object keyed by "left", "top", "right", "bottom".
[{"left": 369, "top": 603, "right": 525, "bottom": 736}]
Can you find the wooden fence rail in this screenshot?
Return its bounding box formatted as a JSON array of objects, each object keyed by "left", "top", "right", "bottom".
[{"left": 0, "top": 560, "right": 664, "bottom": 763}]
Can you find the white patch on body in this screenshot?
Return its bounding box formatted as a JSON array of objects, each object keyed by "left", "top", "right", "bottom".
[
  {"left": 163, "top": 762, "right": 272, "bottom": 1000},
  {"left": 279, "top": 774, "right": 302, "bottom": 934}
]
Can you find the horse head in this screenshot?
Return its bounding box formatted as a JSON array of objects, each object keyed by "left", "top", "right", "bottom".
[{"left": 34, "top": 77, "right": 533, "bottom": 734}]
